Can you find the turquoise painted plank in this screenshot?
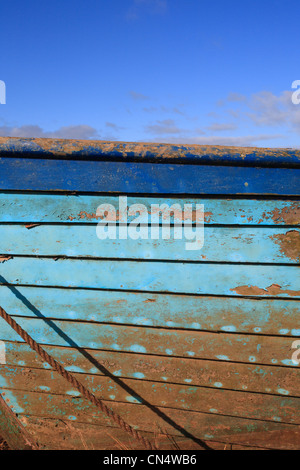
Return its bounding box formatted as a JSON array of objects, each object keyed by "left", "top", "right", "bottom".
[
  {"left": 0, "top": 224, "right": 298, "bottom": 263},
  {"left": 1, "top": 366, "right": 299, "bottom": 424},
  {"left": 0, "top": 257, "right": 299, "bottom": 297},
  {"left": 0, "top": 317, "right": 297, "bottom": 366},
  {"left": 1, "top": 388, "right": 297, "bottom": 443},
  {"left": 3, "top": 342, "right": 299, "bottom": 396},
  {"left": 2, "top": 342, "right": 300, "bottom": 396},
  {"left": 0, "top": 158, "right": 299, "bottom": 195},
  {"left": 0, "top": 193, "right": 299, "bottom": 225},
  {"left": 0, "top": 285, "right": 299, "bottom": 336}
]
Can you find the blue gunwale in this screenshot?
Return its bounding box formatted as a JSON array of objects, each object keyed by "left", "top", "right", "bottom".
[
  {"left": 0, "top": 158, "right": 299, "bottom": 195},
  {"left": 0, "top": 138, "right": 299, "bottom": 195}
]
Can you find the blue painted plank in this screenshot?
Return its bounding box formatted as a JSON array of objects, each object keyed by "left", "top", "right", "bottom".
[
  {"left": 0, "top": 137, "right": 300, "bottom": 167},
  {"left": 0, "top": 225, "right": 298, "bottom": 263},
  {"left": 1, "top": 388, "right": 296, "bottom": 443},
  {"left": 3, "top": 342, "right": 299, "bottom": 396},
  {"left": 0, "top": 317, "right": 297, "bottom": 366},
  {"left": 1, "top": 366, "right": 299, "bottom": 424},
  {"left": 0, "top": 285, "right": 298, "bottom": 336},
  {"left": 0, "top": 257, "right": 299, "bottom": 297},
  {"left": 0, "top": 158, "right": 299, "bottom": 194},
  {"left": 0, "top": 193, "right": 299, "bottom": 225}
]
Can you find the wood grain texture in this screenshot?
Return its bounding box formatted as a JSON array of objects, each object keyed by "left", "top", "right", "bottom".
[
  {"left": 0, "top": 224, "right": 299, "bottom": 263},
  {"left": 0, "top": 139, "right": 299, "bottom": 450},
  {"left": 0, "top": 257, "right": 299, "bottom": 298},
  {"left": 2, "top": 343, "right": 298, "bottom": 396},
  {"left": 0, "top": 193, "right": 299, "bottom": 225},
  {"left": 1, "top": 366, "right": 299, "bottom": 424},
  {"left": 0, "top": 317, "right": 297, "bottom": 367},
  {"left": 0, "top": 285, "right": 298, "bottom": 336},
  {"left": 19, "top": 415, "right": 300, "bottom": 450},
  {"left": 1, "top": 388, "right": 298, "bottom": 443},
  {"left": 0, "top": 158, "right": 299, "bottom": 194},
  {"left": 0, "top": 393, "right": 37, "bottom": 450}
]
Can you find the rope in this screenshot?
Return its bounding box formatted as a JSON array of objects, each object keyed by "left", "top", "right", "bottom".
[{"left": 0, "top": 306, "right": 158, "bottom": 451}]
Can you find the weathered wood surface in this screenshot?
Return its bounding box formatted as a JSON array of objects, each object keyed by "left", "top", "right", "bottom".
[
  {"left": 0, "top": 224, "right": 299, "bottom": 263},
  {"left": 19, "top": 416, "right": 300, "bottom": 450},
  {"left": 0, "top": 318, "right": 297, "bottom": 367},
  {"left": 0, "top": 158, "right": 299, "bottom": 194},
  {"left": 0, "top": 388, "right": 298, "bottom": 443},
  {"left": 0, "top": 366, "right": 299, "bottom": 424},
  {"left": 0, "top": 393, "right": 37, "bottom": 450},
  {"left": 2, "top": 343, "right": 298, "bottom": 397},
  {"left": 0, "top": 257, "right": 299, "bottom": 298},
  {"left": 0, "top": 285, "right": 298, "bottom": 336},
  {"left": 0, "top": 139, "right": 299, "bottom": 449},
  {"left": 1, "top": 137, "right": 300, "bottom": 167},
  {"left": 0, "top": 194, "right": 299, "bottom": 225}
]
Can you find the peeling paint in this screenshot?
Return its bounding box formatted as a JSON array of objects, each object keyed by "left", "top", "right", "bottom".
[
  {"left": 231, "top": 284, "right": 300, "bottom": 297},
  {"left": 270, "top": 203, "right": 300, "bottom": 225},
  {"left": 0, "top": 256, "right": 12, "bottom": 263},
  {"left": 25, "top": 223, "right": 41, "bottom": 229},
  {"left": 270, "top": 230, "right": 300, "bottom": 261},
  {"left": 0, "top": 136, "right": 299, "bottom": 449}
]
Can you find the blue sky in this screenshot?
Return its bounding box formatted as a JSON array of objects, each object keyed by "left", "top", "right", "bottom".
[{"left": 0, "top": 0, "right": 299, "bottom": 147}]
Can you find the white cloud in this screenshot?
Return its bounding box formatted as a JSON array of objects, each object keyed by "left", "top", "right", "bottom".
[
  {"left": 145, "top": 119, "right": 183, "bottom": 135},
  {"left": 206, "top": 123, "right": 238, "bottom": 132},
  {"left": 247, "top": 90, "right": 300, "bottom": 132},
  {"left": 105, "top": 122, "right": 125, "bottom": 132},
  {"left": 221, "top": 89, "right": 300, "bottom": 133},
  {"left": 226, "top": 92, "right": 247, "bottom": 103},
  {"left": 0, "top": 124, "right": 99, "bottom": 140},
  {"left": 129, "top": 90, "right": 149, "bottom": 101}
]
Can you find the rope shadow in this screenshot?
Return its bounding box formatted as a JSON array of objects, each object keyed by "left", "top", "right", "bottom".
[{"left": 0, "top": 277, "right": 213, "bottom": 450}]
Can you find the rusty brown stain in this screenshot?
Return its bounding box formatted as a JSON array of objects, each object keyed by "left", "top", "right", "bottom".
[
  {"left": 0, "top": 256, "right": 12, "bottom": 263},
  {"left": 78, "top": 211, "right": 99, "bottom": 220},
  {"left": 269, "top": 203, "right": 300, "bottom": 225},
  {"left": 270, "top": 230, "right": 300, "bottom": 261},
  {"left": 143, "top": 299, "right": 156, "bottom": 303},
  {"left": 80, "top": 209, "right": 122, "bottom": 221},
  {"left": 231, "top": 284, "right": 300, "bottom": 297},
  {"left": 204, "top": 212, "right": 213, "bottom": 223},
  {"left": 25, "top": 223, "right": 41, "bottom": 229}
]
